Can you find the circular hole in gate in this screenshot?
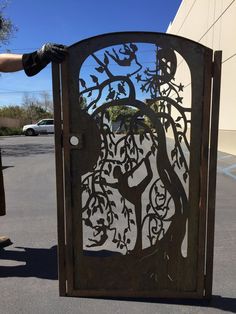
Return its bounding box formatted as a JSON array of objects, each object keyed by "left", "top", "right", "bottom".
[{"left": 70, "top": 135, "right": 79, "bottom": 146}]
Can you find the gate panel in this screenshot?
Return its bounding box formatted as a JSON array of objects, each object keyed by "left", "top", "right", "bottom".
[{"left": 52, "top": 32, "right": 220, "bottom": 298}]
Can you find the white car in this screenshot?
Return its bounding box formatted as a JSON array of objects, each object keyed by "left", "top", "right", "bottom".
[{"left": 23, "top": 119, "right": 54, "bottom": 136}]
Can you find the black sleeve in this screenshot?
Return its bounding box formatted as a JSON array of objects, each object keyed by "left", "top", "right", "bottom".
[{"left": 22, "top": 51, "right": 49, "bottom": 77}]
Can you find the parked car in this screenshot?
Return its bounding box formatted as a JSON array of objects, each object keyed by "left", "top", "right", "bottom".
[{"left": 23, "top": 119, "right": 54, "bottom": 136}]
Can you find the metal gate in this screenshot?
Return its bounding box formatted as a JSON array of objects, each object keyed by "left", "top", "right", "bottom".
[{"left": 52, "top": 32, "right": 221, "bottom": 299}]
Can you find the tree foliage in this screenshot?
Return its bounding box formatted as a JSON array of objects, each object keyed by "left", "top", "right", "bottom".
[
  {"left": 108, "top": 105, "right": 137, "bottom": 122},
  {"left": 0, "top": 2, "right": 53, "bottom": 130},
  {"left": 21, "top": 92, "right": 53, "bottom": 121},
  {"left": 0, "top": 0, "right": 17, "bottom": 47},
  {"left": 0, "top": 92, "right": 53, "bottom": 126}
]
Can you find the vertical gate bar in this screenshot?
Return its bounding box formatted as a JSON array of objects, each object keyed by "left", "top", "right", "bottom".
[
  {"left": 60, "top": 59, "right": 75, "bottom": 295},
  {"left": 196, "top": 49, "right": 213, "bottom": 295},
  {"left": 52, "top": 63, "right": 66, "bottom": 296},
  {"left": 205, "top": 51, "right": 222, "bottom": 298},
  {"left": 0, "top": 149, "right": 6, "bottom": 216}
]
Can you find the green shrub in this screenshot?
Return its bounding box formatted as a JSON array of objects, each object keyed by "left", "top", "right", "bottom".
[{"left": 0, "top": 127, "right": 23, "bottom": 136}]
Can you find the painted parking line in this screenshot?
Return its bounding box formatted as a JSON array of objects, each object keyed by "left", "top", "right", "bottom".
[
  {"left": 217, "top": 154, "right": 234, "bottom": 160},
  {"left": 217, "top": 163, "right": 236, "bottom": 180}
]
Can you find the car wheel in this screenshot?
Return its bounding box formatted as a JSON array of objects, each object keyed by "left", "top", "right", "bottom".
[{"left": 25, "top": 128, "right": 35, "bottom": 136}]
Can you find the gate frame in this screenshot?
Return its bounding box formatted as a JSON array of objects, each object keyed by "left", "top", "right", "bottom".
[{"left": 52, "top": 32, "right": 222, "bottom": 299}]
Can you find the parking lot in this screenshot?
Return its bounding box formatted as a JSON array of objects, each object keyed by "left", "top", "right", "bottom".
[{"left": 0, "top": 135, "right": 235, "bottom": 314}]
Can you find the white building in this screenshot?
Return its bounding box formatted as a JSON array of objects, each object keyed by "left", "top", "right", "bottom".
[{"left": 167, "top": 0, "right": 236, "bottom": 155}]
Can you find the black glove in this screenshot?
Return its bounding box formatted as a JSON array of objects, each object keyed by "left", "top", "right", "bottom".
[
  {"left": 37, "top": 43, "right": 67, "bottom": 64},
  {"left": 22, "top": 43, "right": 67, "bottom": 77}
]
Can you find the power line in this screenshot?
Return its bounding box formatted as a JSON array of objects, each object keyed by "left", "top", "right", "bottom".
[
  {"left": 0, "top": 90, "right": 52, "bottom": 94},
  {"left": 0, "top": 47, "right": 38, "bottom": 53}
]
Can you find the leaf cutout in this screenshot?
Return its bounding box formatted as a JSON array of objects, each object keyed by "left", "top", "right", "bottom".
[
  {"left": 164, "top": 121, "right": 170, "bottom": 131},
  {"left": 120, "top": 146, "right": 125, "bottom": 156},
  {"left": 104, "top": 54, "right": 109, "bottom": 65},
  {"left": 171, "top": 149, "right": 176, "bottom": 160},
  {"left": 139, "top": 133, "right": 144, "bottom": 144},
  {"left": 114, "top": 213, "right": 119, "bottom": 219},
  {"left": 79, "top": 78, "right": 86, "bottom": 88},
  {"left": 175, "top": 116, "right": 182, "bottom": 122},
  {"left": 90, "top": 75, "right": 98, "bottom": 83},
  {"left": 95, "top": 66, "right": 104, "bottom": 73},
  {"left": 179, "top": 156, "right": 184, "bottom": 166},
  {"left": 183, "top": 172, "right": 188, "bottom": 182},
  {"left": 175, "top": 123, "right": 182, "bottom": 128}
]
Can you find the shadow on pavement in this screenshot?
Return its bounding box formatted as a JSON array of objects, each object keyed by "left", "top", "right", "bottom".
[
  {"left": 1, "top": 143, "right": 55, "bottom": 157},
  {"left": 154, "top": 295, "right": 236, "bottom": 313},
  {"left": 96, "top": 295, "right": 236, "bottom": 313},
  {"left": 0, "top": 246, "right": 236, "bottom": 313},
  {"left": 208, "top": 296, "right": 236, "bottom": 313},
  {"left": 2, "top": 166, "right": 14, "bottom": 170},
  {"left": 0, "top": 245, "right": 57, "bottom": 280}
]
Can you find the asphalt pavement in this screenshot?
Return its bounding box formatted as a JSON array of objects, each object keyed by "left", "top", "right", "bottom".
[{"left": 0, "top": 135, "right": 235, "bottom": 314}]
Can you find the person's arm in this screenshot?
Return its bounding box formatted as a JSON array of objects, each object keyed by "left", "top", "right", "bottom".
[
  {"left": 0, "top": 53, "right": 23, "bottom": 72},
  {"left": 0, "top": 43, "right": 67, "bottom": 76},
  {"left": 22, "top": 43, "right": 67, "bottom": 76}
]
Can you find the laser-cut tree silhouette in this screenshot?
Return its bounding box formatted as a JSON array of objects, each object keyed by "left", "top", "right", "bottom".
[{"left": 79, "top": 43, "right": 190, "bottom": 280}]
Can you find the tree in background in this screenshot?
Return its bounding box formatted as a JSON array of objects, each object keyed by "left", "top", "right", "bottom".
[
  {"left": 0, "top": 0, "right": 17, "bottom": 48},
  {"left": 0, "top": 2, "right": 53, "bottom": 126},
  {"left": 0, "top": 91, "right": 53, "bottom": 127},
  {"left": 0, "top": 103, "right": 52, "bottom": 125},
  {"left": 21, "top": 92, "right": 53, "bottom": 124},
  {"left": 39, "top": 91, "right": 54, "bottom": 113},
  {"left": 108, "top": 105, "right": 137, "bottom": 123}
]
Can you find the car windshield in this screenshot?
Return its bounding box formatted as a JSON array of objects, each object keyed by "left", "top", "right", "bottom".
[
  {"left": 37, "top": 121, "right": 45, "bottom": 125},
  {"left": 37, "top": 120, "right": 52, "bottom": 126}
]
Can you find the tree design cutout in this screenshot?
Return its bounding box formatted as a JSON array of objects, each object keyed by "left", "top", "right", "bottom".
[{"left": 79, "top": 42, "right": 190, "bottom": 265}]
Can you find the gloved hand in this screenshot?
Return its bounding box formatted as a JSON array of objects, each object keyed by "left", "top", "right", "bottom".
[
  {"left": 23, "top": 43, "right": 67, "bottom": 77},
  {"left": 37, "top": 43, "right": 67, "bottom": 64}
]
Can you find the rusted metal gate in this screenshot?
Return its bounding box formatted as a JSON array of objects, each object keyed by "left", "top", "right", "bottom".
[{"left": 52, "top": 32, "right": 221, "bottom": 299}]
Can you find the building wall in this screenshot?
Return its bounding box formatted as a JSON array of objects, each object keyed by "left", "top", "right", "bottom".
[{"left": 167, "top": 0, "right": 236, "bottom": 155}]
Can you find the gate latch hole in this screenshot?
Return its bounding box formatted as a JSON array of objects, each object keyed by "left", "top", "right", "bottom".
[{"left": 69, "top": 135, "right": 83, "bottom": 148}]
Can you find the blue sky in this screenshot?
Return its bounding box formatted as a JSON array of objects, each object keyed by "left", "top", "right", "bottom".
[{"left": 0, "top": 0, "right": 182, "bottom": 106}]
